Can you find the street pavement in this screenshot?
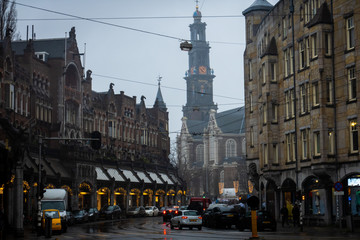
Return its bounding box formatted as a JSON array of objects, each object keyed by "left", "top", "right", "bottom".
[{"left": 4, "top": 220, "right": 360, "bottom": 240}]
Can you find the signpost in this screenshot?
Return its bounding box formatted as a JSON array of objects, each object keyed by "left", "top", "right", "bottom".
[{"left": 334, "top": 181, "right": 343, "bottom": 225}]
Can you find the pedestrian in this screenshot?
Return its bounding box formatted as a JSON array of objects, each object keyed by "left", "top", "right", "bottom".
[
  {"left": 292, "top": 204, "right": 300, "bottom": 227},
  {"left": 280, "top": 205, "right": 288, "bottom": 227}
]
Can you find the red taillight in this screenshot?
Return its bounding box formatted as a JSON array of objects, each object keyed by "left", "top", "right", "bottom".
[
  {"left": 175, "top": 211, "right": 178, "bottom": 214},
  {"left": 169, "top": 210, "right": 172, "bottom": 213},
  {"left": 198, "top": 216, "right": 202, "bottom": 219},
  {"left": 203, "top": 208, "right": 205, "bottom": 211},
  {"left": 163, "top": 211, "right": 166, "bottom": 214},
  {"left": 181, "top": 216, "right": 188, "bottom": 219}
]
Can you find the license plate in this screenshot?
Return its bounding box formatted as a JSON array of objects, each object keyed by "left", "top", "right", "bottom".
[
  {"left": 263, "top": 221, "right": 270, "bottom": 224},
  {"left": 190, "top": 219, "right": 197, "bottom": 222},
  {"left": 227, "top": 214, "right": 234, "bottom": 217}
]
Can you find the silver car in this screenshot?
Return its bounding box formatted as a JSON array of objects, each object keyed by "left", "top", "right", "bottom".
[
  {"left": 145, "top": 206, "right": 159, "bottom": 217},
  {"left": 170, "top": 210, "right": 202, "bottom": 230}
]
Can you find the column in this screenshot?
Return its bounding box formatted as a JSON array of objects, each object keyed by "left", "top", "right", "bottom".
[{"left": 14, "top": 165, "right": 24, "bottom": 237}]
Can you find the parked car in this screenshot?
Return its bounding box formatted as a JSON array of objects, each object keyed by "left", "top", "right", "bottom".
[
  {"left": 207, "top": 205, "right": 239, "bottom": 229},
  {"left": 202, "top": 208, "right": 213, "bottom": 227},
  {"left": 145, "top": 206, "right": 159, "bottom": 216},
  {"left": 73, "top": 210, "right": 89, "bottom": 223},
  {"left": 102, "top": 205, "right": 122, "bottom": 220},
  {"left": 127, "top": 206, "right": 146, "bottom": 217},
  {"left": 65, "top": 211, "right": 75, "bottom": 226},
  {"left": 170, "top": 210, "right": 202, "bottom": 230},
  {"left": 238, "top": 210, "right": 276, "bottom": 231},
  {"left": 162, "top": 207, "right": 180, "bottom": 222},
  {"left": 41, "top": 209, "right": 63, "bottom": 233},
  {"left": 87, "top": 208, "right": 99, "bottom": 221}
]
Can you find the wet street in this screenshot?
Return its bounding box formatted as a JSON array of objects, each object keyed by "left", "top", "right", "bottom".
[{"left": 10, "top": 216, "right": 360, "bottom": 240}]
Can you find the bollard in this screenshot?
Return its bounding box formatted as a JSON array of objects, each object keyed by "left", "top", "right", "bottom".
[{"left": 44, "top": 216, "right": 52, "bottom": 238}]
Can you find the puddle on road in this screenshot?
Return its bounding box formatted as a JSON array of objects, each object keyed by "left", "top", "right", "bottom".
[{"left": 85, "top": 221, "right": 126, "bottom": 234}]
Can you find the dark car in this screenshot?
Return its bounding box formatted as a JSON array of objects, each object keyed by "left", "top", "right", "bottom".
[
  {"left": 102, "top": 205, "right": 122, "bottom": 220},
  {"left": 162, "top": 208, "right": 180, "bottom": 222},
  {"left": 202, "top": 208, "right": 213, "bottom": 227},
  {"left": 158, "top": 207, "right": 166, "bottom": 216},
  {"left": 238, "top": 210, "right": 276, "bottom": 231},
  {"left": 207, "top": 205, "right": 238, "bottom": 229},
  {"left": 65, "top": 211, "right": 75, "bottom": 226},
  {"left": 73, "top": 210, "right": 89, "bottom": 223},
  {"left": 88, "top": 208, "right": 99, "bottom": 221},
  {"left": 127, "top": 206, "right": 146, "bottom": 217}
]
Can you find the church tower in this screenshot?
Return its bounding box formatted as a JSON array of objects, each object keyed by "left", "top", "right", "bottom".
[{"left": 182, "top": 2, "right": 217, "bottom": 121}]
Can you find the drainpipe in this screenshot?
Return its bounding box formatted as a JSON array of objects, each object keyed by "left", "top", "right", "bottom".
[{"left": 290, "top": 0, "right": 299, "bottom": 189}]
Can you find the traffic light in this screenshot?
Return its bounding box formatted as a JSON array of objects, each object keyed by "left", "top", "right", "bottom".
[{"left": 91, "top": 131, "right": 101, "bottom": 150}]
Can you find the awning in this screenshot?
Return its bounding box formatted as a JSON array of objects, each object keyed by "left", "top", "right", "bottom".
[
  {"left": 136, "top": 171, "right": 152, "bottom": 183},
  {"left": 106, "top": 168, "right": 125, "bottom": 182},
  {"left": 149, "top": 172, "right": 163, "bottom": 184},
  {"left": 47, "top": 157, "right": 71, "bottom": 178},
  {"left": 160, "top": 173, "right": 174, "bottom": 185},
  {"left": 121, "top": 169, "right": 139, "bottom": 182},
  {"left": 170, "top": 174, "right": 181, "bottom": 184},
  {"left": 95, "top": 167, "right": 109, "bottom": 181}
]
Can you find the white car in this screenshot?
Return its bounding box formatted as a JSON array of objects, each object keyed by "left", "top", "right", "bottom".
[
  {"left": 145, "top": 206, "right": 159, "bottom": 217},
  {"left": 170, "top": 210, "right": 202, "bottom": 230}
]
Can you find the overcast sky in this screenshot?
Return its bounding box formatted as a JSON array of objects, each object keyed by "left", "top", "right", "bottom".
[{"left": 15, "top": 0, "right": 278, "bottom": 150}]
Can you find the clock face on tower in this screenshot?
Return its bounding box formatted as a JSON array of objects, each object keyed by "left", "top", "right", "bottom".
[{"left": 199, "top": 66, "right": 207, "bottom": 74}]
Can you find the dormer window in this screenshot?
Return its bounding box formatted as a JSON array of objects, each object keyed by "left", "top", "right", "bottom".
[{"left": 35, "top": 52, "right": 49, "bottom": 62}]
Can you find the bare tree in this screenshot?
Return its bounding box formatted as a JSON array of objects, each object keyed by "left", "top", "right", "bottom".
[{"left": 0, "top": 0, "right": 17, "bottom": 40}]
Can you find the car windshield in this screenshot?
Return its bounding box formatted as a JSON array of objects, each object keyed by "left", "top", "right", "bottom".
[
  {"left": 184, "top": 211, "right": 198, "bottom": 216},
  {"left": 44, "top": 211, "right": 59, "bottom": 218},
  {"left": 106, "top": 206, "right": 114, "bottom": 211},
  {"left": 145, "top": 207, "right": 152, "bottom": 210},
  {"left": 129, "top": 207, "right": 138, "bottom": 211}
]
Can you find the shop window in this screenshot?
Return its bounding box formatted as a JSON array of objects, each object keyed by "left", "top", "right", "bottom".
[{"left": 310, "top": 189, "right": 325, "bottom": 215}]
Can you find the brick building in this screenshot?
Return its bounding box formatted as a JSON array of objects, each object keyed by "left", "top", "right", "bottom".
[
  {"left": 0, "top": 27, "right": 184, "bottom": 236},
  {"left": 243, "top": 0, "right": 360, "bottom": 227}
]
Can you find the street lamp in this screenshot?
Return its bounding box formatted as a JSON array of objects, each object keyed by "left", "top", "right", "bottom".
[{"left": 180, "top": 41, "right": 192, "bottom": 51}]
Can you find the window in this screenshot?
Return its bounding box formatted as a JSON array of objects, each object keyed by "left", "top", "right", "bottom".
[
  {"left": 304, "top": 1, "right": 310, "bottom": 23},
  {"left": 314, "top": 131, "right": 321, "bottom": 156},
  {"left": 305, "top": 37, "right": 310, "bottom": 66},
  {"left": 249, "top": 61, "right": 253, "bottom": 80},
  {"left": 263, "top": 102, "right": 267, "bottom": 124},
  {"left": 350, "top": 120, "right": 359, "bottom": 153},
  {"left": 196, "top": 144, "right": 204, "bottom": 162},
  {"left": 311, "top": 34, "right": 317, "bottom": 58},
  {"left": 270, "top": 63, "right": 276, "bottom": 82},
  {"left": 325, "top": 32, "right": 331, "bottom": 56},
  {"left": 328, "top": 130, "right": 335, "bottom": 155},
  {"left": 272, "top": 103, "right": 278, "bottom": 123},
  {"left": 226, "top": 139, "right": 237, "bottom": 158},
  {"left": 263, "top": 144, "right": 268, "bottom": 165},
  {"left": 262, "top": 63, "right": 266, "bottom": 84},
  {"left": 286, "top": 132, "right": 295, "bottom": 162},
  {"left": 284, "top": 47, "right": 293, "bottom": 77},
  {"left": 301, "top": 129, "right": 309, "bottom": 160},
  {"left": 285, "top": 91, "right": 290, "bottom": 119},
  {"left": 346, "top": 16, "right": 355, "bottom": 50},
  {"left": 283, "top": 17, "right": 287, "bottom": 38},
  {"left": 300, "top": 83, "right": 309, "bottom": 113},
  {"left": 312, "top": 82, "right": 319, "bottom": 106},
  {"left": 348, "top": 67, "right": 356, "bottom": 100},
  {"left": 300, "top": 41, "right": 305, "bottom": 69},
  {"left": 326, "top": 79, "right": 333, "bottom": 104},
  {"left": 250, "top": 126, "right": 254, "bottom": 147},
  {"left": 249, "top": 92, "right": 253, "bottom": 112},
  {"left": 8, "top": 84, "right": 15, "bottom": 110},
  {"left": 291, "top": 89, "right": 295, "bottom": 118}
]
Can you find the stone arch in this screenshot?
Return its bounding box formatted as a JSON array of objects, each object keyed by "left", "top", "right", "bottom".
[
  {"left": 130, "top": 188, "right": 141, "bottom": 207},
  {"left": 64, "top": 63, "right": 81, "bottom": 90},
  {"left": 78, "top": 181, "right": 93, "bottom": 209},
  {"left": 114, "top": 187, "right": 126, "bottom": 210},
  {"left": 155, "top": 189, "right": 165, "bottom": 208},
  {"left": 265, "top": 180, "right": 277, "bottom": 216},
  {"left": 97, "top": 187, "right": 110, "bottom": 210},
  {"left": 281, "top": 178, "right": 296, "bottom": 217},
  {"left": 166, "top": 189, "right": 176, "bottom": 206}
]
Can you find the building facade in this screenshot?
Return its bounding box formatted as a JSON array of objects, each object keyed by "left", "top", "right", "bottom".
[
  {"left": 177, "top": 5, "right": 247, "bottom": 202},
  {"left": 0, "top": 27, "right": 184, "bottom": 236},
  {"left": 243, "top": 0, "right": 360, "bottom": 227}
]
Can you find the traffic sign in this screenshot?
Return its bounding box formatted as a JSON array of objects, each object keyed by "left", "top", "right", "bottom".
[{"left": 334, "top": 181, "right": 343, "bottom": 191}]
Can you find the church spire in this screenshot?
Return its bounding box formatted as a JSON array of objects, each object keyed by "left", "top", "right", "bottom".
[{"left": 154, "top": 75, "right": 167, "bottom": 110}]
